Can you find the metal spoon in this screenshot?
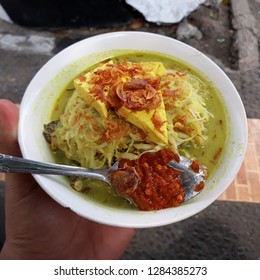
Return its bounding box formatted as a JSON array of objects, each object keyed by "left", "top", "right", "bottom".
[{"left": 0, "top": 153, "right": 206, "bottom": 202}]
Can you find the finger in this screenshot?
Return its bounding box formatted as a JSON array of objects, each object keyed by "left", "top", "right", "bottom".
[{"left": 0, "top": 99, "right": 20, "bottom": 156}]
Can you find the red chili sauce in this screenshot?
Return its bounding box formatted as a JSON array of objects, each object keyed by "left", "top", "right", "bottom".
[{"left": 114, "top": 149, "right": 186, "bottom": 211}]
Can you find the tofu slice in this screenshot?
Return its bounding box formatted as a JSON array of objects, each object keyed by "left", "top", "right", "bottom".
[
  {"left": 116, "top": 61, "right": 168, "bottom": 144},
  {"left": 140, "top": 62, "right": 165, "bottom": 77},
  {"left": 117, "top": 99, "right": 168, "bottom": 145},
  {"left": 74, "top": 62, "right": 111, "bottom": 119}
]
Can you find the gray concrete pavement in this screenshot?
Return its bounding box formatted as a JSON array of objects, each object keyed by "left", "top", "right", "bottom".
[
  {"left": 0, "top": 1, "right": 259, "bottom": 118},
  {"left": 122, "top": 200, "right": 260, "bottom": 259}
]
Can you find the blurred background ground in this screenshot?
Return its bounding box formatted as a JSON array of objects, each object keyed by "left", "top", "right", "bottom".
[{"left": 0, "top": 0, "right": 259, "bottom": 117}]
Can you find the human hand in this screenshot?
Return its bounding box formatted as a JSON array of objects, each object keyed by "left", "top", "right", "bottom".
[{"left": 0, "top": 99, "right": 135, "bottom": 260}]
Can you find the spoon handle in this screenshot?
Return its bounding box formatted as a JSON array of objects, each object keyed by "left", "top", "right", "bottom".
[{"left": 0, "top": 153, "right": 107, "bottom": 181}]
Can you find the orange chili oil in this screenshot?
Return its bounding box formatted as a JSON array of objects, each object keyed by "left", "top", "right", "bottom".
[{"left": 118, "top": 149, "right": 186, "bottom": 211}]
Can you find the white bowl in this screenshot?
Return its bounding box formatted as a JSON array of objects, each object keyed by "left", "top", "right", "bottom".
[{"left": 18, "top": 32, "right": 247, "bottom": 228}]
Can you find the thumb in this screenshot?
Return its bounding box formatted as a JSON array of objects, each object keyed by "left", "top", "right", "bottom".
[
  {"left": 0, "top": 99, "right": 20, "bottom": 156},
  {"left": 0, "top": 99, "right": 38, "bottom": 202}
]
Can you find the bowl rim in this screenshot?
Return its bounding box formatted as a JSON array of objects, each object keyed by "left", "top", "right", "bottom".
[{"left": 18, "top": 31, "right": 248, "bottom": 228}]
